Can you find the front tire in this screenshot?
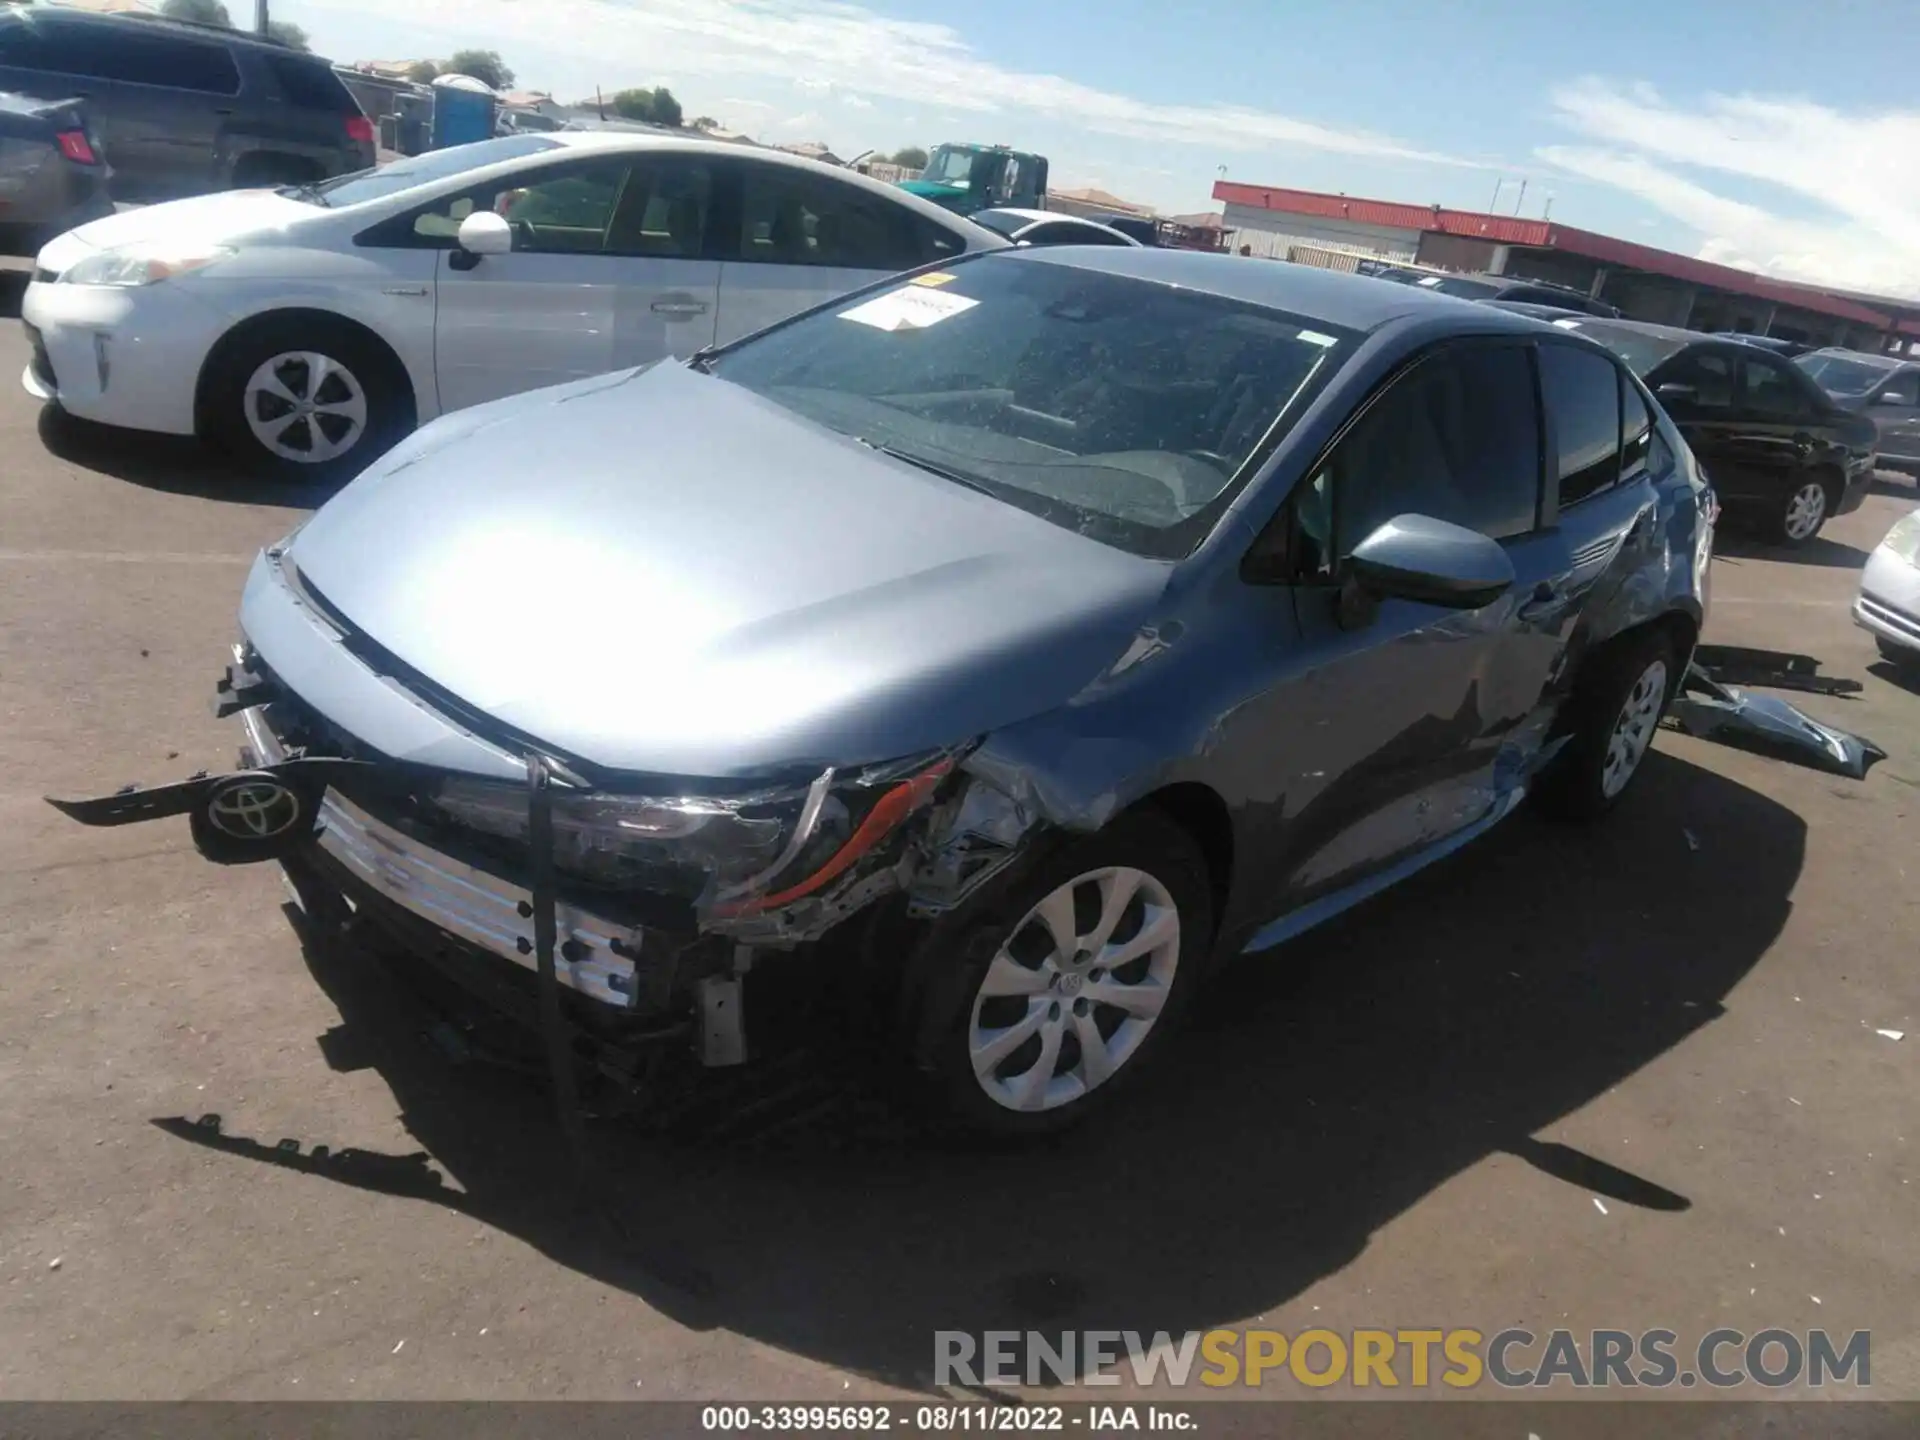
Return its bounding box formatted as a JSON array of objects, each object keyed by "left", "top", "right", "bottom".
[
  {"left": 203, "top": 318, "right": 413, "bottom": 484},
  {"left": 1534, "top": 629, "right": 1675, "bottom": 821},
  {"left": 908, "top": 809, "right": 1212, "bottom": 1138},
  {"left": 1774, "top": 477, "right": 1831, "bottom": 546}
]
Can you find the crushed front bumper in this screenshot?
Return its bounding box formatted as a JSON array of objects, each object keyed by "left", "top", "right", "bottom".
[{"left": 241, "top": 708, "right": 646, "bottom": 1010}]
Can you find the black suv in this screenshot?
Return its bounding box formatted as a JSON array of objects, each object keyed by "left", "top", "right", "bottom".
[{"left": 0, "top": 7, "right": 373, "bottom": 202}]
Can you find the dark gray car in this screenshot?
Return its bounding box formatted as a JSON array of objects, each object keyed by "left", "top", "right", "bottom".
[
  {"left": 0, "top": 7, "right": 374, "bottom": 202},
  {"left": 1797, "top": 348, "right": 1920, "bottom": 476},
  {"left": 52, "top": 249, "right": 1716, "bottom": 1135},
  {"left": 0, "top": 90, "right": 110, "bottom": 254}
]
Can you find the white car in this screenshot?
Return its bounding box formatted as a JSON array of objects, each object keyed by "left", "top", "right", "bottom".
[
  {"left": 22, "top": 132, "right": 1004, "bottom": 480},
  {"left": 967, "top": 208, "right": 1142, "bottom": 248},
  {"left": 1855, "top": 505, "right": 1920, "bottom": 668}
]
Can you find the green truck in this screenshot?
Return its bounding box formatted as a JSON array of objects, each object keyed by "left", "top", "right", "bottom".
[{"left": 896, "top": 142, "right": 1049, "bottom": 216}]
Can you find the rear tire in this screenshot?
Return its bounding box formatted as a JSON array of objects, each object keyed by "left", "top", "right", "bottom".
[
  {"left": 1534, "top": 629, "right": 1676, "bottom": 822},
  {"left": 201, "top": 316, "right": 414, "bottom": 485},
  {"left": 906, "top": 809, "right": 1212, "bottom": 1139}
]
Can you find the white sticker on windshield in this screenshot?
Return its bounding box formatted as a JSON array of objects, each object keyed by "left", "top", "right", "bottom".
[
  {"left": 1297, "top": 329, "right": 1336, "bottom": 347},
  {"left": 1417, "top": 275, "right": 1444, "bottom": 287},
  {"left": 1552, "top": 317, "right": 1583, "bottom": 329},
  {"left": 838, "top": 286, "right": 979, "bottom": 332}
]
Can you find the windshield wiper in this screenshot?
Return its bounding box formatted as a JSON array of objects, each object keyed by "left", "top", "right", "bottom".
[
  {"left": 278, "top": 182, "right": 330, "bottom": 207},
  {"left": 686, "top": 345, "right": 719, "bottom": 374},
  {"left": 860, "top": 439, "right": 1000, "bottom": 499}
]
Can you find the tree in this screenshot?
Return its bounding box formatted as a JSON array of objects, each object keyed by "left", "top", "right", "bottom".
[
  {"left": 267, "top": 19, "right": 310, "bottom": 50},
  {"left": 888, "top": 146, "right": 929, "bottom": 171},
  {"left": 445, "top": 49, "right": 514, "bottom": 90},
  {"left": 609, "top": 85, "right": 683, "bottom": 127},
  {"left": 405, "top": 60, "right": 439, "bottom": 84},
  {"left": 690, "top": 115, "right": 719, "bottom": 132},
  {"left": 160, "top": 0, "right": 233, "bottom": 23},
  {"left": 647, "top": 85, "right": 682, "bottom": 129}
]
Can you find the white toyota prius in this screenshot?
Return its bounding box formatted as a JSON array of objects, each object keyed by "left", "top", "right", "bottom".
[{"left": 22, "top": 132, "right": 1003, "bottom": 480}]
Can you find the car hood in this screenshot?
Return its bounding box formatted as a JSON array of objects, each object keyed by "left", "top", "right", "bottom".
[
  {"left": 285, "top": 364, "right": 1172, "bottom": 779},
  {"left": 37, "top": 189, "right": 317, "bottom": 272}
]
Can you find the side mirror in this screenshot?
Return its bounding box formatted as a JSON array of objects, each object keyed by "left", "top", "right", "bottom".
[
  {"left": 451, "top": 210, "right": 512, "bottom": 268},
  {"left": 1347, "top": 514, "right": 1515, "bottom": 610}
]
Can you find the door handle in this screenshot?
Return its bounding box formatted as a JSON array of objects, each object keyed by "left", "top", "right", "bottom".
[
  {"left": 382, "top": 285, "right": 428, "bottom": 296},
  {"left": 650, "top": 299, "right": 709, "bottom": 318}
]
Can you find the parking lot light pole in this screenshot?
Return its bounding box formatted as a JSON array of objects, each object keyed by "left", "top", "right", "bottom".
[{"left": 254, "top": 0, "right": 269, "bottom": 37}]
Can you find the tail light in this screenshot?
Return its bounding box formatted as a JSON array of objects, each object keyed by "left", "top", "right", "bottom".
[
  {"left": 56, "top": 130, "right": 98, "bottom": 165},
  {"left": 345, "top": 114, "right": 375, "bottom": 145}
]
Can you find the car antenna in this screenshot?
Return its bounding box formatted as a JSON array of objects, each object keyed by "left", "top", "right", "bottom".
[{"left": 596, "top": 85, "right": 606, "bottom": 122}]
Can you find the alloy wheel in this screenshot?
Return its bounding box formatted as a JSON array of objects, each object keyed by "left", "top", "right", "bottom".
[
  {"left": 967, "top": 865, "right": 1181, "bottom": 1113},
  {"left": 1601, "top": 658, "right": 1668, "bottom": 798},
  {"left": 1783, "top": 482, "right": 1827, "bottom": 542},
  {"left": 244, "top": 351, "right": 369, "bottom": 465}
]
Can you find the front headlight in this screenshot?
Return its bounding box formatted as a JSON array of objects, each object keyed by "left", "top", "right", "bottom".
[
  {"left": 62, "top": 242, "right": 236, "bottom": 287},
  {"left": 432, "top": 751, "right": 957, "bottom": 913},
  {"left": 1878, "top": 511, "right": 1920, "bottom": 567}
]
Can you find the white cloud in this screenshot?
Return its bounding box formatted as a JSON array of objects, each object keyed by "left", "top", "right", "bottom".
[
  {"left": 840, "top": 92, "right": 873, "bottom": 109},
  {"left": 303, "top": 0, "right": 1484, "bottom": 166},
  {"left": 1540, "top": 78, "right": 1920, "bottom": 298}
]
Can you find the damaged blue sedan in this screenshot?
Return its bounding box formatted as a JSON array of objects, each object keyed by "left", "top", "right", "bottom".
[{"left": 53, "top": 248, "right": 1716, "bottom": 1135}]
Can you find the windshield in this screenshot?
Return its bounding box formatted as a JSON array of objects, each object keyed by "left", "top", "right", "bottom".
[
  {"left": 1414, "top": 274, "right": 1500, "bottom": 299},
  {"left": 707, "top": 253, "right": 1354, "bottom": 559},
  {"left": 923, "top": 146, "right": 976, "bottom": 186},
  {"left": 1796, "top": 351, "right": 1895, "bottom": 396},
  {"left": 289, "top": 135, "right": 562, "bottom": 208},
  {"left": 1560, "top": 319, "right": 1690, "bottom": 376}
]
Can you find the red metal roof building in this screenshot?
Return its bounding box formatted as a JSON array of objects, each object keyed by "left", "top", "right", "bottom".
[{"left": 1212, "top": 180, "right": 1919, "bottom": 351}]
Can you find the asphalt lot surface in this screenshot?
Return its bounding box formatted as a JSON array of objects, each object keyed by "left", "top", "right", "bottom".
[{"left": 1, "top": 262, "right": 1916, "bottom": 1403}]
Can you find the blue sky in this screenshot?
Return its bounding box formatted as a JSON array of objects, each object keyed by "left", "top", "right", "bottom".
[{"left": 278, "top": 0, "right": 1920, "bottom": 297}]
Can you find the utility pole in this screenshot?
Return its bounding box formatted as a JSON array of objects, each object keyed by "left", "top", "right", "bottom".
[
  {"left": 1487, "top": 176, "right": 1505, "bottom": 212},
  {"left": 254, "top": 0, "right": 269, "bottom": 37},
  {"left": 1512, "top": 179, "right": 1527, "bottom": 215}
]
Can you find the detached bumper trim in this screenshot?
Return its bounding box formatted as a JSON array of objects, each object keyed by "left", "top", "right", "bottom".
[{"left": 241, "top": 708, "right": 641, "bottom": 1009}]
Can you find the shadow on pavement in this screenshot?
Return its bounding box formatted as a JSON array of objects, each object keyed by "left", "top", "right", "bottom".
[
  {"left": 1711, "top": 530, "right": 1871, "bottom": 571},
  {"left": 0, "top": 268, "right": 25, "bottom": 320},
  {"left": 37, "top": 405, "right": 333, "bottom": 508},
  {"left": 155, "top": 749, "right": 1804, "bottom": 1391},
  {"left": 1867, "top": 656, "right": 1920, "bottom": 697}
]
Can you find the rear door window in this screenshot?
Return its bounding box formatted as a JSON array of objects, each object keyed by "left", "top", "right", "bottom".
[
  {"left": 95, "top": 30, "right": 241, "bottom": 93},
  {"left": 605, "top": 158, "right": 714, "bottom": 258},
  {"left": 1538, "top": 343, "right": 1623, "bottom": 506},
  {"left": 1652, "top": 350, "right": 1736, "bottom": 409},
  {"left": 733, "top": 164, "right": 933, "bottom": 270},
  {"left": 1740, "top": 356, "right": 1815, "bottom": 419}
]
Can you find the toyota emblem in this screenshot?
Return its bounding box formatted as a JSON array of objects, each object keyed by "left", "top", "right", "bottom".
[{"left": 205, "top": 777, "right": 303, "bottom": 840}]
